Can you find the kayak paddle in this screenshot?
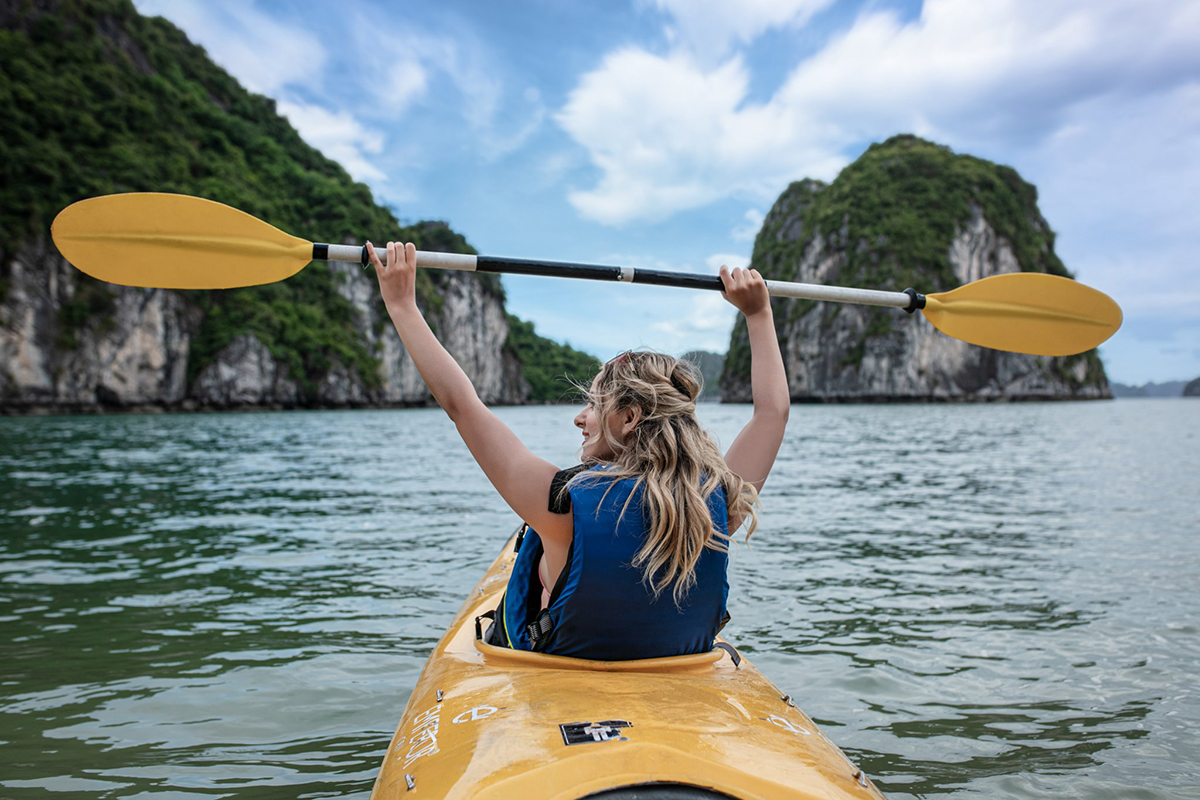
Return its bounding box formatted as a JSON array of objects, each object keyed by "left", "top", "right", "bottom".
[{"left": 51, "top": 193, "right": 1122, "bottom": 357}]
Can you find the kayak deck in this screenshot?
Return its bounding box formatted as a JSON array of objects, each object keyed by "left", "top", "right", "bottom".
[{"left": 370, "top": 534, "right": 885, "bottom": 799}]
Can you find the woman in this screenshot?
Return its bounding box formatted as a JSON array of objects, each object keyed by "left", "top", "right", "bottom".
[{"left": 369, "top": 241, "right": 789, "bottom": 660}]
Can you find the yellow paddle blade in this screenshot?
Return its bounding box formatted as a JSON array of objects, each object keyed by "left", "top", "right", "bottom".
[
  {"left": 51, "top": 193, "right": 313, "bottom": 289},
  {"left": 922, "top": 272, "right": 1122, "bottom": 357}
]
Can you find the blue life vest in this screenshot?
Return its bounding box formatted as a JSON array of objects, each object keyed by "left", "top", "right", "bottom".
[{"left": 492, "top": 469, "right": 730, "bottom": 660}]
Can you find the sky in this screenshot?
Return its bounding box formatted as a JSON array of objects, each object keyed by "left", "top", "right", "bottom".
[{"left": 132, "top": 0, "right": 1200, "bottom": 385}]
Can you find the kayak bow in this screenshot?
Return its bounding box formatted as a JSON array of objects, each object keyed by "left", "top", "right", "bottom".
[{"left": 370, "top": 532, "right": 885, "bottom": 799}]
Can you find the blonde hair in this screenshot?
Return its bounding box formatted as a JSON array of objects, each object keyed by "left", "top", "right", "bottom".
[{"left": 570, "top": 351, "right": 759, "bottom": 606}]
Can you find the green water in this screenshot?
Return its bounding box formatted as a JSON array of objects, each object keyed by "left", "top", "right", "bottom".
[{"left": 1, "top": 400, "right": 1198, "bottom": 798}]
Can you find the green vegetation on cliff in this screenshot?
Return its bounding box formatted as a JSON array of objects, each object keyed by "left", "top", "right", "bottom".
[
  {"left": 0, "top": 0, "right": 417, "bottom": 394},
  {"left": 725, "top": 135, "right": 1085, "bottom": 383},
  {"left": 0, "top": 0, "right": 583, "bottom": 401},
  {"left": 755, "top": 136, "right": 1070, "bottom": 294},
  {"left": 505, "top": 316, "right": 600, "bottom": 402}
]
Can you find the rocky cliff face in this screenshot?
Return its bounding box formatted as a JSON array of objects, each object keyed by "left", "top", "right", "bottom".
[
  {"left": 2, "top": 238, "right": 192, "bottom": 409},
  {"left": 0, "top": 236, "right": 527, "bottom": 412},
  {"left": 721, "top": 137, "right": 1110, "bottom": 402},
  {"left": 0, "top": 0, "right": 549, "bottom": 413}
]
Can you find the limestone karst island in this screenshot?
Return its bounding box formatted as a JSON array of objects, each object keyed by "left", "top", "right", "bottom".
[{"left": 2, "top": 2, "right": 1109, "bottom": 411}]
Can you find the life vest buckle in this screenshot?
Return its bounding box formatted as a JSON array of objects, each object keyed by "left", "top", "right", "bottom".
[{"left": 526, "top": 609, "right": 554, "bottom": 652}]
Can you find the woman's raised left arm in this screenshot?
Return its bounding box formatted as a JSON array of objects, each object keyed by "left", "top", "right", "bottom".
[{"left": 720, "top": 265, "right": 790, "bottom": 492}]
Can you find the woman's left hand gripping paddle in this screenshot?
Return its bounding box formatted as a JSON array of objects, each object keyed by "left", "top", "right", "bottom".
[{"left": 368, "top": 241, "right": 419, "bottom": 316}]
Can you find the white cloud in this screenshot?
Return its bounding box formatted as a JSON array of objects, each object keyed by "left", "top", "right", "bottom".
[
  {"left": 276, "top": 101, "right": 385, "bottom": 183},
  {"left": 535, "top": 151, "right": 578, "bottom": 186},
  {"left": 391, "top": 33, "right": 502, "bottom": 128},
  {"left": 772, "top": 0, "right": 1200, "bottom": 144},
  {"left": 705, "top": 253, "right": 751, "bottom": 274},
  {"left": 386, "top": 59, "right": 429, "bottom": 112},
  {"left": 1013, "top": 81, "right": 1200, "bottom": 384},
  {"left": 558, "top": 49, "right": 838, "bottom": 224},
  {"left": 348, "top": 24, "right": 453, "bottom": 117},
  {"left": 133, "top": 0, "right": 326, "bottom": 94},
  {"left": 582, "top": 252, "right": 742, "bottom": 351},
  {"left": 133, "top": 2, "right": 389, "bottom": 183},
  {"left": 654, "top": 0, "right": 833, "bottom": 58},
  {"left": 1032, "top": 83, "right": 1200, "bottom": 238},
  {"left": 558, "top": 0, "right": 1200, "bottom": 226},
  {"left": 479, "top": 104, "right": 547, "bottom": 160},
  {"left": 650, "top": 292, "right": 739, "bottom": 352},
  {"left": 732, "top": 209, "right": 765, "bottom": 242},
  {"left": 352, "top": 15, "right": 543, "bottom": 159}
]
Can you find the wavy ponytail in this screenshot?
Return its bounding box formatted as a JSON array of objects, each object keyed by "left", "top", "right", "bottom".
[{"left": 571, "top": 351, "right": 759, "bottom": 606}]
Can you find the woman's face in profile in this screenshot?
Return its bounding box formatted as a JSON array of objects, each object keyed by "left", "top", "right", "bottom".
[{"left": 574, "top": 375, "right": 629, "bottom": 461}]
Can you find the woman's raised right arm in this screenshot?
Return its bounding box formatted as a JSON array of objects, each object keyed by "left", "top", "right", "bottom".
[{"left": 371, "top": 242, "right": 573, "bottom": 544}]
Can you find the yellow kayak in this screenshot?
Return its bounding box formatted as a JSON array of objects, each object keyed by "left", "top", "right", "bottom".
[{"left": 370, "top": 533, "right": 886, "bottom": 799}]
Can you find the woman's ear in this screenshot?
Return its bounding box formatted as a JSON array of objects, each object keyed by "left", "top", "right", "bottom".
[{"left": 620, "top": 406, "right": 643, "bottom": 436}]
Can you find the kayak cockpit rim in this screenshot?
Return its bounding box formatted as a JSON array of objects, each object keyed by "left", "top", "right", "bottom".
[{"left": 473, "top": 639, "right": 730, "bottom": 672}]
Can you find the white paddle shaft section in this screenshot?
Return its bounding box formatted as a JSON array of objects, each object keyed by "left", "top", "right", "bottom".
[
  {"left": 765, "top": 279, "right": 911, "bottom": 308},
  {"left": 324, "top": 244, "right": 366, "bottom": 263},
  {"left": 417, "top": 251, "right": 478, "bottom": 270},
  {"left": 323, "top": 244, "right": 479, "bottom": 271}
]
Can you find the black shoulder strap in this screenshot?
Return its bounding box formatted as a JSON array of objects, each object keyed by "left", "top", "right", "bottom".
[{"left": 549, "top": 464, "right": 588, "bottom": 514}]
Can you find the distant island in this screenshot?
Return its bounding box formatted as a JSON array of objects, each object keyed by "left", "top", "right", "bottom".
[
  {"left": 1110, "top": 381, "right": 1187, "bottom": 398},
  {"left": 721, "top": 136, "right": 1112, "bottom": 403},
  {"left": 1110, "top": 379, "right": 1200, "bottom": 398},
  {"left": 680, "top": 351, "right": 724, "bottom": 401}
]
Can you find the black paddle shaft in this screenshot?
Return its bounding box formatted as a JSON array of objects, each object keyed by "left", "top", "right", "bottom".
[{"left": 475, "top": 256, "right": 725, "bottom": 292}]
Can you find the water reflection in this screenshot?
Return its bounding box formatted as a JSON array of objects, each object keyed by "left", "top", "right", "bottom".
[
  {"left": 854, "top": 698, "right": 1154, "bottom": 796},
  {"left": 1, "top": 401, "right": 1198, "bottom": 798}
]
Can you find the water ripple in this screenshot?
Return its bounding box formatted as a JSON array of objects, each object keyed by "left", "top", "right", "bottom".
[{"left": 1, "top": 401, "right": 1198, "bottom": 798}]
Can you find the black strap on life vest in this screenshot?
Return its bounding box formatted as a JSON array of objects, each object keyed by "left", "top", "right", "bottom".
[
  {"left": 525, "top": 537, "right": 575, "bottom": 652},
  {"left": 549, "top": 464, "right": 588, "bottom": 514},
  {"left": 526, "top": 609, "right": 554, "bottom": 651},
  {"left": 476, "top": 522, "right": 552, "bottom": 648},
  {"left": 475, "top": 523, "right": 529, "bottom": 648},
  {"left": 519, "top": 465, "right": 587, "bottom": 649}
]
